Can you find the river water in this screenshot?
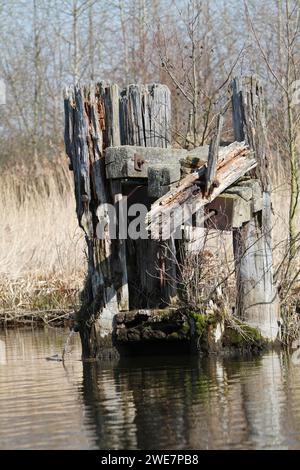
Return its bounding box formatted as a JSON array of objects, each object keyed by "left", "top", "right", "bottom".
[{"left": 1, "top": 328, "right": 300, "bottom": 450}]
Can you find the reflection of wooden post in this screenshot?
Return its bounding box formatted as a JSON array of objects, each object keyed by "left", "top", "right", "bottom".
[{"left": 231, "top": 77, "right": 279, "bottom": 340}]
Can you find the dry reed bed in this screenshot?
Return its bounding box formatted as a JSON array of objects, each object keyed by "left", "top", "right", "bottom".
[{"left": 0, "top": 154, "right": 85, "bottom": 326}]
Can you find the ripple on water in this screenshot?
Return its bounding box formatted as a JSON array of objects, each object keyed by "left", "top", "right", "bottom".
[{"left": 1, "top": 330, "right": 300, "bottom": 449}]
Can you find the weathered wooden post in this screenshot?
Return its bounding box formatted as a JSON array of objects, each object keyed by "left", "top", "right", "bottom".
[
  {"left": 231, "top": 77, "right": 280, "bottom": 340},
  {"left": 64, "top": 75, "right": 280, "bottom": 358},
  {"left": 64, "top": 83, "right": 173, "bottom": 358},
  {"left": 64, "top": 83, "right": 123, "bottom": 357}
]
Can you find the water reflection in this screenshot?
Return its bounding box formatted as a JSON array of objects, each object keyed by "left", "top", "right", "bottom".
[
  {"left": 1, "top": 328, "right": 300, "bottom": 449},
  {"left": 82, "top": 362, "right": 138, "bottom": 449},
  {"left": 81, "top": 353, "right": 300, "bottom": 449}
]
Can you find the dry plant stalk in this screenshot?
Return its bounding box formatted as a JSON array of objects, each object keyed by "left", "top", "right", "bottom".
[
  {"left": 275, "top": 240, "right": 300, "bottom": 345},
  {"left": 0, "top": 154, "right": 85, "bottom": 325},
  {"left": 155, "top": 214, "right": 237, "bottom": 317}
]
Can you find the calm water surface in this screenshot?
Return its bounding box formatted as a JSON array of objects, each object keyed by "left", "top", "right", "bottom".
[{"left": 1, "top": 328, "right": 300, "bottom": 449}]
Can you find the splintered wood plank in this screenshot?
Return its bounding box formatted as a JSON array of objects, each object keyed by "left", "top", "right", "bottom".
[
  {"left": 146, "top": 142, "right": 255, "bottom": 239},
  {"left": 151, "top": 141, "right": 248, "bottom": 210}
]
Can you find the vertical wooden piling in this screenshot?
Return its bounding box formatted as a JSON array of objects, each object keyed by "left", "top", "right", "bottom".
[
  {"left": 206, "top": 113, "right": 224, "bottom": 194},
  {"left": 231, "top": 77, "right": 279, "bottom": 341},
  {"left": 120, "top": 83, "right": 176, "bottom": 306},
  {"left": 64, "top": 82, "right": 173, "bottom": 357},
  {"left": 105, "top": 84, "right": 129, "bottom": 313}
]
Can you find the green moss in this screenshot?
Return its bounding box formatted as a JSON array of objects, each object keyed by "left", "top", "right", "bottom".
[
  {"left": 166, "top": 321, "right": 191, "bottom": 340},
  {"left": 190, "top": 312, "right": 216, "bottom": 338},
  {"left": 227, "top": 320, "right": 262, "bottom": 346},
  {"left": 169, "top": 332, "right": 180, "bottom": 339},
  {"left": 181, "top": 321, "right": 190, "bottom": 335}
]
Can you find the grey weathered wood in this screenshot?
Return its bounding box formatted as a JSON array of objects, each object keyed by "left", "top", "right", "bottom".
[
  {"left": 180, "top": 145, "right": 209, "bottom": 175},
  {"left": 73, "top": 86, "right": 92, "bottom": 237},
  {"left": 149, "top": 84, "right": 171, "bottom": 147},
  {"left": 64, "top": 77, "right": 279, "bottom": 359},
  {"left": 225, "top": 185, "right": 253, "bottom": 201},
  {"left": 128, "top": 84, "right": 144, "bottom": 146},
  {"left": 119, "top": 83, "right": 171, "bottom": 148},
  {"left": 208, "top": 193, "right": 251, "bottom": 229},
  {"left": 105, "top": 146, "right": 188, "bottom": 165},
  {"left": 64, "top": 83, "right": 120, "bottom": 357},
  {"left": 120, "top": 84, "right": 175, "bottom": 305},
  {"left": 187, "top": 145, "right": 210, "bottom": 160},
  {"left": 105, "top": 145, "right": 212, "bottom": 180},
  {"left": 231, "top": 77, "right": 279, "bottom": 341},
  {"left": 105, "top": 84, "right": 129, "bottom": 313},
  {"left": 105, "top": 145, "right": 187, "bottom": 179},
  {"left": 64, "top": 82, "right": 183, "bottom": 356},
  {"left": 147, "top": 166, "right": 181, "bottom": 199},
  {"left": 206, "top": 114, "right": 224, "bottom": 193},
  {"left": 64, "top": 87, "right": 74, "bottom": 171},
  {"left": 225, "top": 179, "right": 263, "bottom": 213},
  {"left": 143, "top": 87, "right": 151, "bottom": 147},
  {"left": 63, "top": 83, "right": 181, "bottom": 354}
]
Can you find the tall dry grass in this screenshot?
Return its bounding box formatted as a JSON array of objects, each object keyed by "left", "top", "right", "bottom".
[{"left": 0, "top": 154, "right": 86, "bottom": 324}]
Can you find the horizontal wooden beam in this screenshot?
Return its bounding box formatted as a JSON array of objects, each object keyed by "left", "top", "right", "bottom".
[
  {"left": 105, "top": 144, "right": 213, "bottom": 179},
  {"left": 105, "top": 145, "right": 188, "bottom": 179}
]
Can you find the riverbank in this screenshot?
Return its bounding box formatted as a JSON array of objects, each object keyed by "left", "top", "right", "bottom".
[{"left": 0, "top": 301, "right": 74, "bottom": 327}]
